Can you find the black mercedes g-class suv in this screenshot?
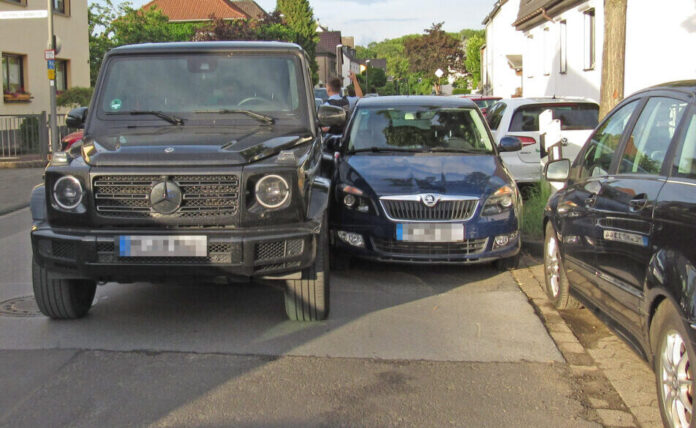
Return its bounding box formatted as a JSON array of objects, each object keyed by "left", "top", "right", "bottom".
[{"left": 30, "top": 42, "right": 346, "bottom": 321}]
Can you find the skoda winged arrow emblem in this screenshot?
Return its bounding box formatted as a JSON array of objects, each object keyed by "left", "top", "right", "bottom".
[
  {"left": 421, "top": 194, "right": 440, "bottom": 208},
  {"left": 164, "top": 147, "right": 175, "bottom": 153}
]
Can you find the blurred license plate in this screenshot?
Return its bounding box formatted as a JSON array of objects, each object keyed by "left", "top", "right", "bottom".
[
  {"left": 118, "top": 236, "right": 207, "bottom": 257},
  {"left": 396, "top": 224, "right": 464, "bottom": 242}
]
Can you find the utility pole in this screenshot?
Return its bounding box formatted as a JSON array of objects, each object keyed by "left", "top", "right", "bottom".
[
  {"left": 47, "top": 0, "right": 58, "bottom": 153},
  {"left": 365, "top": 59, "right": 371, "bottom": 94}
]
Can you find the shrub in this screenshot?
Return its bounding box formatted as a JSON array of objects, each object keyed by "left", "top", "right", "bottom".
[
  {"left": 520, "top": 181, "right": 553, "bottom": 240},
  {"left": 57, "top": 87, "right": 94, "bottom": 108},
  {"left": 452, "top": 88, "right": 469, "bottom": 95}
]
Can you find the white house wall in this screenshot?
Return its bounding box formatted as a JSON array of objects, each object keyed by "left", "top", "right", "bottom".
[
  {"left": 624, "top": 0, "right": 696, "bottom": 96},
  {"left": 521, "top": 0, "right": 603, "bottom": 102},
  {"left": 484, "top": 0, "right": 524, "bottom": 97}
]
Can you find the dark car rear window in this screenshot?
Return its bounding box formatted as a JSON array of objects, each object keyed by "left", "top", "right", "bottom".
[{"left": 509, "top": 103, "right": 599, "bottom": 132}]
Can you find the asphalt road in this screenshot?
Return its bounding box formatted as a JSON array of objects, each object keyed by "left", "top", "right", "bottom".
[{"left": 0, "top": 208, "right": 599, "bottom": 427}]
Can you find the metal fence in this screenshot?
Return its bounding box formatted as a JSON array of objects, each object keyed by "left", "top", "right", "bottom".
[{"left": 0, "top": 112, "right": 72, "bottom": 160}]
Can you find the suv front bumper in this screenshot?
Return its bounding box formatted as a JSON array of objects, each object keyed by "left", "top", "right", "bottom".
[{"left": 31, "top": 221, "right": 319, "bottom": 281}]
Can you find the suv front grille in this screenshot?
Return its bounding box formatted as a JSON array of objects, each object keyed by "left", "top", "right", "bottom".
[
  {"left": 380, "top": 198, "right": 478, "bottom": 221},
  {"left": 372, "top": 237, "right": 488, "bottom": 256},
  {"left": 93, "top": 175, "right": 239, "bottom": 219}
]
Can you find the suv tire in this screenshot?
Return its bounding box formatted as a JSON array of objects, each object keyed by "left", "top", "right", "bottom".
[
  {"left": 543, "top": 222, "right": 581, "bottom": 309},
  {"left": 32, "top": 258, "right": 97, "bottom": 319},
  {"left": 284, "top": 215, "right": 330, "bottom": 321}
]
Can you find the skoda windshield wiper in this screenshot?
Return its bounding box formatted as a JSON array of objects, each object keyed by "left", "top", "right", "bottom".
[
  {"left": 348, "top": 147, "right": 421, "bottom": 154},
  {"left": 426, "top": 147, "right": 489, "bottom": 153},
  {"left": 195, "top": 109, "right": 275, "bottom": 125},
  {"left": 126, "top": 111, "right": 185, "bottom": 125}
]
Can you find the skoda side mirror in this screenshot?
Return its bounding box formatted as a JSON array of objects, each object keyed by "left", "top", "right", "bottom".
[
  {"left": 545, "top": 159, "right": 571, "bottom": 182},
  {"left": 498, "top": 136, "right": 522, "bottom": 152},
  {"left": 318, "top": 105, "right": 346, "bottom": 128},
  {"left": 65, "top": 106, "right": 88, "bottom": 129}
]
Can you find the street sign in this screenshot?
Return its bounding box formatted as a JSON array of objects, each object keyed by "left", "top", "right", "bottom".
[
  {"left": 0, "top": 10, "right": 48, "bottom": 19},
  {"left": 46, "top": 36, "right": 62, "bottom": 55},
  {"left": 47, "top": 59, "right": 55, "bottom": 70},
  {"left": 435, "top": 68, "right": 444, "bottom": 78},
  {"left": 47, "top": 69, "right": 55, "bottom": 80},
  {"left": 44, "top": 50, "right": 55, "bottom": 60}
]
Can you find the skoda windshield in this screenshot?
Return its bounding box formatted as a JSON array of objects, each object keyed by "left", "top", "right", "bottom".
[
  {"left": 346, "top": 106, "right": 495, "bottom": 154},
  {"left": 96, "top": 53, "right": 308, "bottom": 125}
]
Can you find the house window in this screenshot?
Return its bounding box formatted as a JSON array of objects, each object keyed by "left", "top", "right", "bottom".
[
  {"left": 542, "top": 27, "right": 551, "bottom": 76},
  {"left": 56, "top": 60, "right": 68, "bottom": 92},
  {"left": 584, "top": 9, "right": 595, "bottom": 70},
  {"left": 53, "top": 0, "right": 67, "bottom": 14},
  {"left": 560, "top": 20, "right": 567, "bottom": 74},
  {"left": 2, "top": 0, "right": 27, "bottom": 5},
  {"left": 2, "top": 53, "right": 25, "bottom": 94}
]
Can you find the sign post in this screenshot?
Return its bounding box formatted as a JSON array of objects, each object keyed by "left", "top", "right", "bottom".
[{"left": 47, "top": 0, "right": 58, "bottom": 153}]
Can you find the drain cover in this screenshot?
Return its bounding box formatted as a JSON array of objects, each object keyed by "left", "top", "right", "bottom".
[{"left": 0, "top": 296, "right": 43, "bottom": 317}]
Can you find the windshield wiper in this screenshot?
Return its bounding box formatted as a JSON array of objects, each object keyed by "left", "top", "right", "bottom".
[
  {"left": 195, "top": 109, "right": 275, "bottom": 125},
  {"left": 426, "top": 147, "right": 489, "bottom": 153},
  {"left": 124, "top": 111, "right": 185, "bottom": 125},
  {"left": 348, "top": 147, "right": 421, "bottom": 154}
]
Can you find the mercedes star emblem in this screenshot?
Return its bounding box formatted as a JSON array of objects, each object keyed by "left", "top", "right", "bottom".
[{"left": 150, "top": 180, "right": 182, "bottom": 214}]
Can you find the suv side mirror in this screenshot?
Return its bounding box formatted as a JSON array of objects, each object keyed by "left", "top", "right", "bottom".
[
  {"left": 318, "top": 105, "right": 346, "bottom": 127},
  {"left": 499, "top": 136, "right": 522, "bottom": 152},
  {"left": 545, "top": 159, "right": 571, "bottom": 182},
  {"left": 65, "top": 107, "right": 88, "bottom": 129},
  {"left": 324, "top": 135, "right": 342, "bottom": 152}
]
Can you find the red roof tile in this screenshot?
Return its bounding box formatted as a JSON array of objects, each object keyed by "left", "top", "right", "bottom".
[{"left": 142, "top": 0, "right": 249, "bottom": 21}]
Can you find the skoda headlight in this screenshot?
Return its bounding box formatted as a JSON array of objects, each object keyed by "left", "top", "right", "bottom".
[
  {"left": 53, "top": 175, "right": 83, "bottom": 210},
  {"left": 255, "top": 175, "right": 290, "bottom": 209},
  {"left": 482, "top": 185, "right": 515, "bottom": 216}
]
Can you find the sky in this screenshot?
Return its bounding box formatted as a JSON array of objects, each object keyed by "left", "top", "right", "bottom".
[{"left": 120, "top": 0, "right": 493, "bottom": 46}]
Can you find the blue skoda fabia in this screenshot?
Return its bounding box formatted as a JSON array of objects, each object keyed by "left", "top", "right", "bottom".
[{"left": 327, "top": 96, "right": 523, "bottom": 269}]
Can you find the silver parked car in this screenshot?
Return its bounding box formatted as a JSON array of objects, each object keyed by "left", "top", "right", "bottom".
[{"left": 486, "top": 97, "right": 599, "bottom": 184}]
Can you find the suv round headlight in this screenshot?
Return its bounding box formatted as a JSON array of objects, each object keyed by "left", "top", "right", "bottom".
[
  {"left": 255, "top": 175, "right": 290, "bottom": 209},
  {"left": 53, "top": 175, "right": 83, "bottom": 210}
]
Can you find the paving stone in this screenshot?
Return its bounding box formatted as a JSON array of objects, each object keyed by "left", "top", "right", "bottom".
[
  {"left": 595, "top": 409, "right": 636, "bottom": 427},
  {"left": 588, "top": 397, "right": 609, "bottom": 408},
  {"left": 559, "top": 341, "right": 587, "bottom": 354}
]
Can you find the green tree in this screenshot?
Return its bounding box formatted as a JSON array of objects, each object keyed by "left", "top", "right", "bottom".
[
  {"left": 276, "top": 0, "right": 318, "bottom": 83},
  {"left": 465, "top": 34, "right": 485, "bottom": 90},
  {"left": 57, "top": 87, "right": 94, "bottom": 107},
  {"left": 404, "top": 23, "right": 464, "bottom": 94}
]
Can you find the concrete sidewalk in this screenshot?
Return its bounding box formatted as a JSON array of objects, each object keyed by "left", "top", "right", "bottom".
[{"left": 0, "top": 168, "right": 44, "bottom": 216}]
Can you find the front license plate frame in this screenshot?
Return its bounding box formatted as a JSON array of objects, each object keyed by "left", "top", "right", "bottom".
[
  {"left": 396, "top": 223, "right": 465, "bottom": 243},
  {"left": 118, "top": 235, "right": 208, "bottom": 257}
]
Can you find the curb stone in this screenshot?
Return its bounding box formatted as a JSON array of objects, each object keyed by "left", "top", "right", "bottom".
[
  {"left": 512, "top": 253, "right": 640, "bottom": 428},
  {"left": 0, "top": 160, "right": 47, "bottom": 169}
]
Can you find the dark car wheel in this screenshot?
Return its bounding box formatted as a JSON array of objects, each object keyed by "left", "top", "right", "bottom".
[
  {"left": 32, "top": 258, "right": 96, "bottom": 319},
  {"left": 651, "top": 302, "right": 695, "bottom": 428},
  {"left": 285, "top": 214, "right": 330, "bottom": 321},
  {"left": 543, "top": 222, "right": 581, "bottom": 310}
]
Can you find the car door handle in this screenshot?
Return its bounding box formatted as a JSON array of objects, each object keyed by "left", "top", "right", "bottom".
[{"left": 629, "top": 195, "right": 648, "bottom": 212}]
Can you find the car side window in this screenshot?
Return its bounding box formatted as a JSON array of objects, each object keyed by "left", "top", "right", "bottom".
[
  {"left": 618, "top": 97, "right": 688, "bottom": 175},
  {"left": 672, "top": 111, "right": 696, "bottom": 178},
  {"left": 578, "top": 100, "right": 638, "bottom": 179},
  {"left": 486, "top": 103, "right": 506, "bottom": 131}
]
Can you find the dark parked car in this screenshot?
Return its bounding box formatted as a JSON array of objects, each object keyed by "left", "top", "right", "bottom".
[
  {"left": 456, "top": 95, "right": 502, "bottom": 117},
  {"left": 30, "top": 41, "right": 348, "bottom": 322},
  {"left": 543, "top": 81, "right": 696, "bottom": 428},
  {"left": 326, "top": 96, "right": 523, "bottom": 268}
]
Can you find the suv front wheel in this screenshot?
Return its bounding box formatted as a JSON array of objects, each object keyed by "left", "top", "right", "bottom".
[
  {"left": 32, "top": 258, "right": 97, "bottom": 319},
  {"left": 284, "top": 214, "right": 330, "bottom": 321}
]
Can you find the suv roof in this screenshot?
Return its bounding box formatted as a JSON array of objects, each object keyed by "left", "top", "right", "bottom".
[
  {"left": 642, "top": 80, "right": 696, "bottom": 96},
  {"left": 108, "top": 41, "right": 304, "bottom": 55}
]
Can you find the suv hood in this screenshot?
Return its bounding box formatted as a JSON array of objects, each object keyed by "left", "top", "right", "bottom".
[
  {"left": 344, "top": 154, "right": 510, "bottom": 197},
  {"left": 80, "top": 127, "right": 313, "bottom": 167}
]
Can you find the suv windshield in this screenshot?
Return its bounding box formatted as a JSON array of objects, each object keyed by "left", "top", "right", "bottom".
[
  {"left": 97, "top": 53, "right": 305, "bottom": 121},
  {"left": 510, "top": 103, "right": 599, "bottom": 132},
  {"left": 347, "top": 106, "right": 494, "bottom": 153}
]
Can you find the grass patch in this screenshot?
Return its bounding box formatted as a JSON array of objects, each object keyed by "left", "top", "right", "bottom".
[{"left": 520, "top": 181, "right": 553, "bottom": 240}]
